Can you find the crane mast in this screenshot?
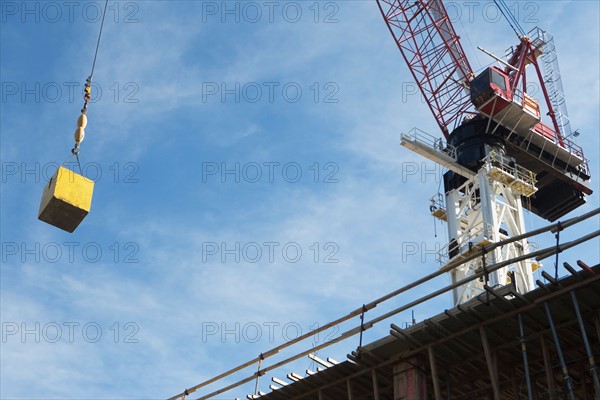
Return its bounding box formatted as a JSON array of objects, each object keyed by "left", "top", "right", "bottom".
[{"left": 378, "top": 0, "right": 593, "bottom": 305}]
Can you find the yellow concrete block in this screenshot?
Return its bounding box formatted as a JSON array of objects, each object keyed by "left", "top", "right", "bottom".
[{"left": 38, "top": 166, "right": 94, "bottom": 233}]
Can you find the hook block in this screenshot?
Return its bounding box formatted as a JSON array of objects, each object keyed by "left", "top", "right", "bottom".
[{"left": 38, "top": 166, "right": 94, "bottom": 233}]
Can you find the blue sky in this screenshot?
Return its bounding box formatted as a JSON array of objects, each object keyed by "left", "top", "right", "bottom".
[{"left": 1, "top": 1, "right": 598, "bottom": 398}]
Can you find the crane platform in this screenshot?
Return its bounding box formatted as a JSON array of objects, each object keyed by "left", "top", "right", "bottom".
[{"left": 400, "top": 129, "right": 476, "bottom": 180}]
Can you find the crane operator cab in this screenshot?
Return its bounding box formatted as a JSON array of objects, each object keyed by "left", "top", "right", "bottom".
[
  {"left": 469, "top": 66, "right": 541, "bottom": 138},
  {"left": 470, "top": 66, "right": 512, "bottom": 110},
  {"left": 463, "top": 66, "right": 591, "bottom": 221}
]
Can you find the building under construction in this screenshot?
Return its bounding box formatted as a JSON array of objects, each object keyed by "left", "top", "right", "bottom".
[
  {"left": 255, "top": 260, "right": 600, "bottom": 399},
  {"left": 168, "top": 208, "right": 600, "bottom": 400}
]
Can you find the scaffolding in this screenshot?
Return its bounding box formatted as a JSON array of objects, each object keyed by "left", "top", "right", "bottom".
[{"left": 168, "top": 208, "right": 600, "bottom": 400}]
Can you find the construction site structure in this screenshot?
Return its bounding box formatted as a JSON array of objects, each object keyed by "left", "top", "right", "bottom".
[
  {"left": 255, "top": 262, "right": 600, "bottom": 399},
  {"left": 168, "top": 212, "right": 600, "bottom": 399},
  {"left": 377, "top": 0, "right": 592, "bottom": 305}
]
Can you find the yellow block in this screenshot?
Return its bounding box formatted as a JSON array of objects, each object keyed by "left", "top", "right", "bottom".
[{"left": 38, "top": 166, "right": 94, "bottom": 233}]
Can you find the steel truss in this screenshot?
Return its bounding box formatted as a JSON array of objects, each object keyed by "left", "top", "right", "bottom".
[
  {"left": 439, "top": 152, "right": 537, "bottom": 305},
  {"left": 376, "top": 0, "right": 473, "bottom": 138}
]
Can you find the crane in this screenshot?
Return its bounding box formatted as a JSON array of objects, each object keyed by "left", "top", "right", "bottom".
[{"left": 376, "top": 0, "right": 593, "bottom": 305}]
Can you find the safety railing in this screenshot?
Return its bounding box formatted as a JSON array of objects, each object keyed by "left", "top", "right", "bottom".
[{"left": 402, "top": 127, "right": 458, "bottom": 159}]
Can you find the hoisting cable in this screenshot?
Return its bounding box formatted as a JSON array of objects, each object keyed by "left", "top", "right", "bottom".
[
  {"left": 89, "top": 0, "right": 109, "bottom": 80},
  {"left": 70, "top": 0, "right": 109, "bottom": 170},
  {"left": 493, "top": 0, "right": 525, "bottom": 38}
]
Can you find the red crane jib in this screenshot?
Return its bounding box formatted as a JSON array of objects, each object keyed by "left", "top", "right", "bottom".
[{"left": 376, "top": 0, "right": 474, "bottom": 139}]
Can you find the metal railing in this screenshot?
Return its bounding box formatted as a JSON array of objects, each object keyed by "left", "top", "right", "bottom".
[
  {"left": 402, "top": 127, "right": 458, "bottom": 159},
  {"left": 484, "top": 151, "right": 538, "bottom": 196}
]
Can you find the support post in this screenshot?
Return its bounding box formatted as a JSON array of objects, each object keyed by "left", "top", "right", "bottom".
[
  {"left": 517, "top": 313, "right": 534, "bottom": 399},
  {"left": 393, "top": 357, "right": 427, "bottom": 400},
  {"left": 595, "top": 311, "right": 600, "bottom": 346},
  {"left": 570, "top": 291, "right": 600, "bottom": 398},
  {"left": 544, "top": 302, "right": 576, "bottom": 400},
  {"left": 371, "top": 369, "right": 380, "bottom": 400},
  {"left": 428, "top": 346, "right": 442, "bottom": 400},
  {"left": 540, "top": 335, "right": 556, "bottom": 395},
  {"left": 347, "top": 379, "right": 353, "bottom": 400},
  {"left": 479, "top": 326, "right": 500, "bottom": 400}
]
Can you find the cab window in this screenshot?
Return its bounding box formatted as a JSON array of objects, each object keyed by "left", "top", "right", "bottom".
[{"left": 490, "top": 69, "right": 507, "bottom": 90}]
